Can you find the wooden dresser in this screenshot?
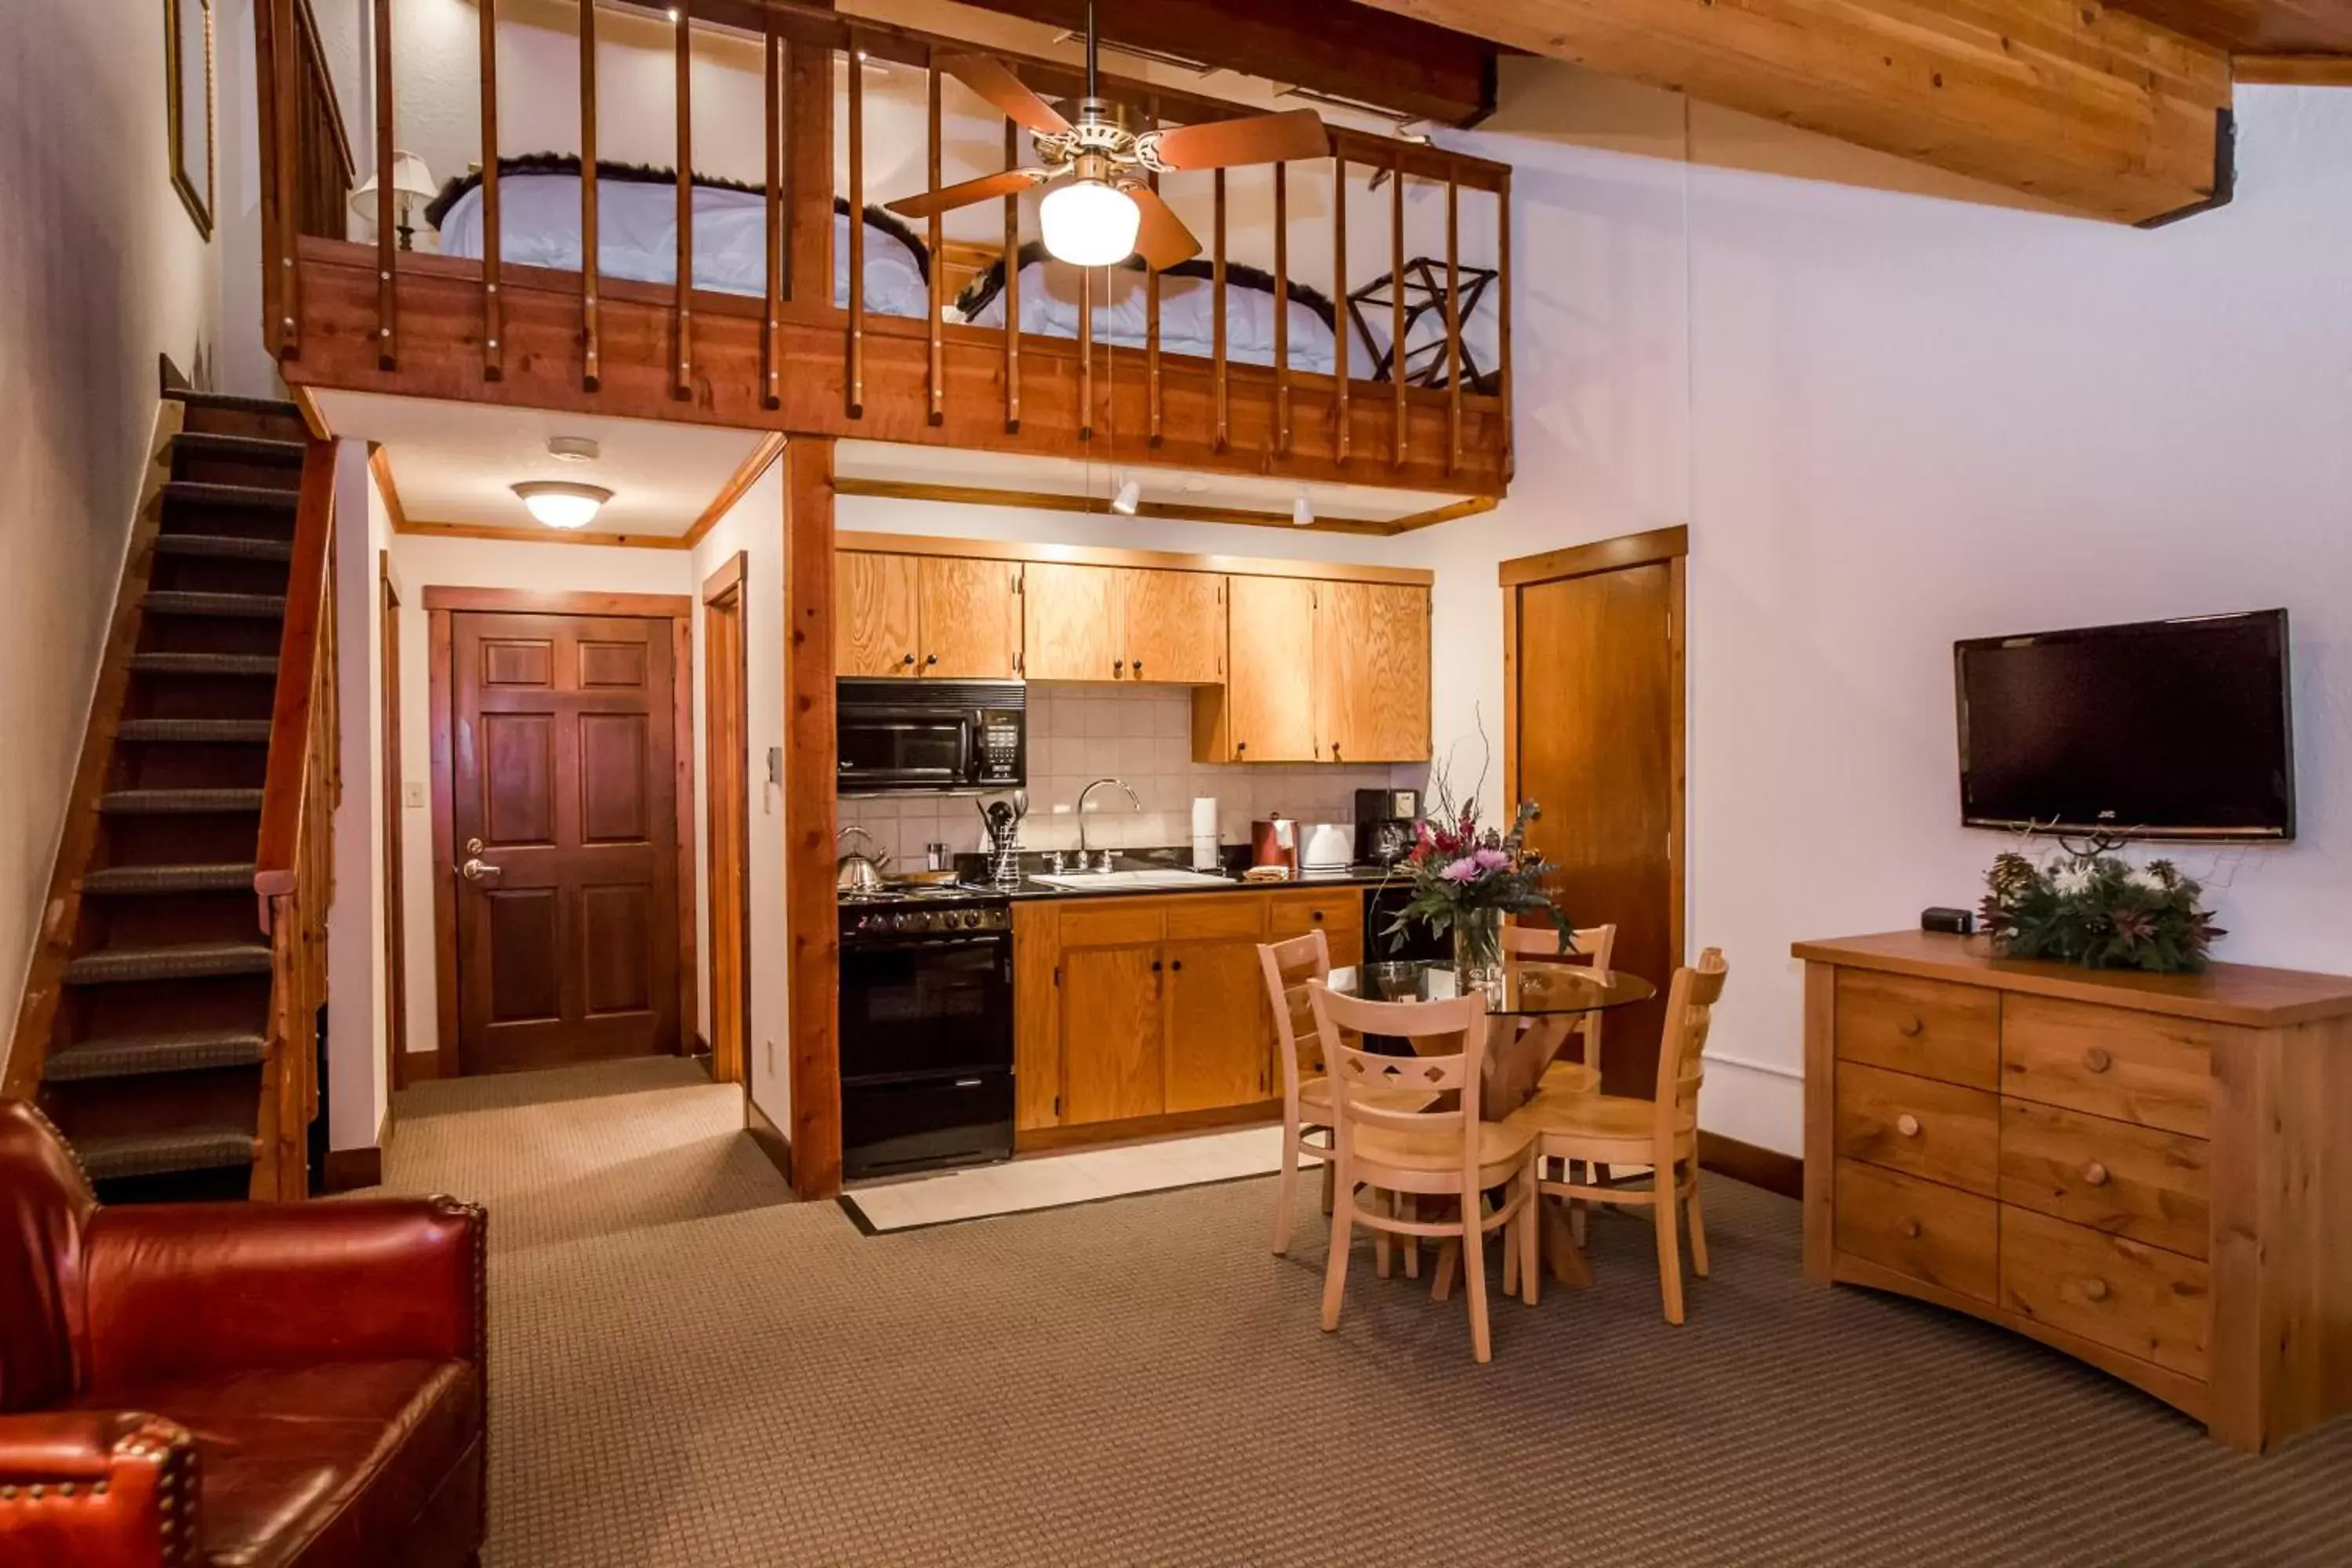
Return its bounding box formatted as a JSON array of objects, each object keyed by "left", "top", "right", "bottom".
[{"left": 1795, "top": 931, "right": 2352, "bottom": 1452}]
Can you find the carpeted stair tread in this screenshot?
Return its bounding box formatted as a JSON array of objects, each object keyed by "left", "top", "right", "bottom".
[
  {"left": 83, "top": 862, "right": 257, "bottom": 895},
  {"left": 154, "top": 532, "right": 296, "bottom": 562},
  {"left": 116, "top": 718, "right": 274, "bottom": 745},
  {"left": 165, "top": 387, "right": 302, "bottom": 417},
  {"left": 100, "top": 787, "right": 263, "bottom": 815},
  {"left": 130, "top": 652, "right": 281, "bottom": 677},
  {"left": 143, "top": 590, "right": 287, "bottom": 619},
  {"left": 64, "top": 942, "right": 274, "bottom": 985},
  {"left": 74, "top": 1127, "right": 258, "bottom": 1182},
  {"left": 171, "top": 431, "right": 307, "bottom": 463},
  {"left": 44, "top": 1029, "right": 269, "bottom": 1083},
  {"left": 162, "top": 481, "right": 301, "bottom": 511}
]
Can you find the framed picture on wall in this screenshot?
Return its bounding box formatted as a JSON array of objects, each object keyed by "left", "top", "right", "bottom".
[{"left": 167, "top": 0, "right": 215, "bottom": 238}]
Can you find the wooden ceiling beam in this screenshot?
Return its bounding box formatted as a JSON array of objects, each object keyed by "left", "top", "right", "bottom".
[
  {"left": 1348, "top": 0, "right": 2235, "bottom": 224},
  {"left": 934, "top": 0, "right": 1501, "bottom": 126}
]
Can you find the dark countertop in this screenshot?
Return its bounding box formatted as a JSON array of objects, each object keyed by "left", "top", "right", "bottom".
[{"left": 950, "top": 847, "right": 1410, "bottom": 902}]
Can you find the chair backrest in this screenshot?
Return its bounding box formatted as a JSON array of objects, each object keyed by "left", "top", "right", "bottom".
[
  {"left": 1500, "top": 922, "right": 1616, "bottom": 970},
  {"left": 1652, "top": 949, "right": 1730, "bottom": 1139},
  {"left": 0, "top": 1101, "right": 96, "bottom": 1412},
  {"left": 1258, "top": 930, "right": 1331, "bottom": 1104},
  {"left": 1307, "top": 983, "right": 1489, "bottom": 1167}
]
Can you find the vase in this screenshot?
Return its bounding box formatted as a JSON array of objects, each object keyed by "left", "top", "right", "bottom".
[{"left": 1453, "top": 906, "right": 1504, "bottom": 1002}]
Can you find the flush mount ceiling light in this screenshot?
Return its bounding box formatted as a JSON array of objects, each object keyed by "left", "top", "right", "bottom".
[
  {"left": 513, "top": 481, "right": 612, "bottom": 530},
  {"left": 1110, "top": 477, "right": 1142, "bottom": 516}
]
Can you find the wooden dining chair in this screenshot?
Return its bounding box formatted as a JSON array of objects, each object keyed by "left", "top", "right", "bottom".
[
  {"left": 1308, "top": 984, "right": 1538, "bottom": 1363},
  {"left": 1260, "top": 929, "right": 1336, "bottom": 1257},
  {"left": 1501, "top": 921, "right": 1617, "bottom": 1096},
  {"left": 1506, "top": 948, "right": 1730, "bottom": 1325}
]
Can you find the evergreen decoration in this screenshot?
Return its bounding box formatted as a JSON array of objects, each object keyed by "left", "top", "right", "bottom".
[{"left": 1979, "top": 849, "right": 2224, "bottom": 975}]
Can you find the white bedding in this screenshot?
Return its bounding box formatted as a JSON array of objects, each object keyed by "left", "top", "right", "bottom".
[
  {"left": 961, "top": 256, "right": 1381, "bottom": 376},
  {"left": 435, "top": 176, "right": 931, "bottom": 318}
]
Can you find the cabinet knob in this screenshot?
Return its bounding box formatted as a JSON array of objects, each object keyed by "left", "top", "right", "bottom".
[
  {"left": 1114, "top": 659, "right": 1125, "bottom": 676},
  {"left": 1331, "top": 742, "right": 1342, "bottom": 760},
  {"left": 1895, "top": 1113, "right": 1922, "bottom": 1138},
  {"left": 1235, "top": 741, "right": 1247, "bottom": 754},
  {"left": 2082, "top": 1161, "right": 2111, "bottom": 1187},
  {"left": 2079, "top": 1277, "right": 2111, "bottom": 1304},
  {"left": 925, "top": 653, "right": 938, "bottom": 667},
  {"left": 1900, "top": 1218, "right": 1922, "bottom": 1240},
  {"left": 1171, "top": 959, "right": 1182, "bottom": 972},
  {"left": 1132, "top": 659, "right": 1144, "bottom": 677},
  {"left": 1897, "top": 1014, "right": 1925, "bottom": 1038},
  {"left": 1312, "top": 910, "right": 1324, "bottom": 924},
  {"left": 2082, "top": 1047, "right": 2114, "bottom": 1074},
  {"left": 901, "top": 653, "right": 916, "bottom": 667},
  {"left": 1152, "top": 959, "right": 1163, "bottom": 973}
]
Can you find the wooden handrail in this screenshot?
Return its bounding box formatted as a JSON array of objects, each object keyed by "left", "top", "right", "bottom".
[{"left": 254, "top": 439, "right": 338, "bottom": 907}]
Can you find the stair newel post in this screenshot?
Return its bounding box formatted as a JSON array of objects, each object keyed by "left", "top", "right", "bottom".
[{"left": 372, "top": 0, "right": 395, "bottom": 370}]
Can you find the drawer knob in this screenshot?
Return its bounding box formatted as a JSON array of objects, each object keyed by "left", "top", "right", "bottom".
[
  {"left": 2082, "top": 1047, "right": 2114, "bottom": 1074},
  {"left": 1896, "top": 1113, "right": 1922, "bottom": 1138},
  {"left": 2080, "top": 1277, "right": 2111, "bottom": 1304},
  {"left": 1900, "top": 1218, "right": 1923, "bottom": 1240},
  {"left": 1897, "top": 1014, "right": 1925, "bottom": 1038},
  {"left": 2082, "top": 1161, "right": 2111, "bottom": 1187}
]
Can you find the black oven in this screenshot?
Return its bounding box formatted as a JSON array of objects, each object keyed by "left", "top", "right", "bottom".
[
  {"left": 837, "top": 679, "right": 1025, "bottom": 796},
  {"left": 838, "top": 895, "right": 1015, "bottom": 1179}
]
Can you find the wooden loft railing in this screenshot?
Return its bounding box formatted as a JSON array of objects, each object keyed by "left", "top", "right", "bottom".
[
  {"left": 258, "top": 0, "right": 1513, "bottom": 501},
  {"left": 249, "top": 440, "right": 340, "bottom": 1201},
  {"left": 258, "top": 0, "right": 355, "bottom": 251}
]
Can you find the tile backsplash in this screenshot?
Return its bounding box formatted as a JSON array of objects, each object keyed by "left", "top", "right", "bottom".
[{"left": 839, "top": 682, "right": 1426, "bottom": 866}]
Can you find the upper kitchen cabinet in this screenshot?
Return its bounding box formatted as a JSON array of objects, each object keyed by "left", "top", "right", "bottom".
[
  {"left": 1022, "top": 562, "right": 1227, "bottom": 684},
  {"left": 837, "top": 551, "right": 1022, "bottom": 679},
  {"left": 1196, "top": 576, "right": 1319, "bottom": 761},
  {"left": 1316, "top": 582, "right": 1432, "bottom": 764}
]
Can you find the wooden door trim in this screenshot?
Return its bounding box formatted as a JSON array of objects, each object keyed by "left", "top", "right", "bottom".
[
  {"left": 701, "top": 551, "right": 750, "bottom": 1087},
  {"left": 1500, "top": 526, "right": 1689, "bottom": 980},
  {"left": 381, "top": 554, "right": 408, "bottom": 1100},
  {"left": 426, "top": 587, "right": 699, "bottom": 1080},
  {"left": 1497, "top": 524, "right": 1688, "bottom": 590},
  {"left": 784, "top": 441, "right": 842, "bottom": 1200}
]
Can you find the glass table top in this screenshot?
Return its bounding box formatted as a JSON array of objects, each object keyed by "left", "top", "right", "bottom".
[{"left": 1325, "top": 960, "right": 1657, "bottom": 1018}]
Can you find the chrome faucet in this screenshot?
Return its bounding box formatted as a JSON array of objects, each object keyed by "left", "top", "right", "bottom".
[{"left": 1076, "top": 777, "right": 1142, "bottom": 866}]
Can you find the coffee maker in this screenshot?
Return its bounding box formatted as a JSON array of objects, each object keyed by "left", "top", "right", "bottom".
[{"left": 1352, "top": 788, "right": 1421, "bottom": 868}]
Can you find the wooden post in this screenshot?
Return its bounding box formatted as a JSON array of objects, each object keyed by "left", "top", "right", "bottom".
[
  {"left": 1446, "top": 161, "right": 1462, "bottom": 477},
  {"left": 1212, "top": 168, "right": 1228, "bottom": 453},
  {"left": 479, "top": 0, "right": 502, "bottom": 381},
  {"left": 1145, "top": 96, "right": 1163, "bottom": 449},
  {"left": 926, "top": 54, "right": 944, "bottom": 426},
  {"left": 1391, "top": 149, "right": 1406, "bottom": 471},
  {"left": 673, "top": 2, "right": 693, "bottom": 401},
  {"left": 762, "top": 6, "right": 781, "bottom": 409},
  {"left": 372, "top": 0, "right": 395, "bottom": 370},
  {"left": 785, "top": 22, "right": 834, "bottom": 309},
  {"left": 782, "top": 439, "right": 841, "bottom": 1200},
  {"left": 1332, "top": 152, "right": 1348, "bottom": 465},
  {"left": 1003, "top": 114, "right": 1022, "bottom": 434},
  {"left": 1273, "top": 161, "right": 1290, "bottom": 458},
  {"left": 846, "top": 40, "right": 865, "bottom": 419},
  {"left": 579, "top": 0, "right": 601, "bottom": 390},
  {"left": 1497, "top": 167, "right": 1514, "bottom": 484},
  {"left": 270, "top": 0, "right": 302, "bottom": 360}
]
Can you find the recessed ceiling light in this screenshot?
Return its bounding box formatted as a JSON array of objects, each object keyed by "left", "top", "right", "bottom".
[{"left": 514, "top": 481, "right": 612, "bottom": 530}]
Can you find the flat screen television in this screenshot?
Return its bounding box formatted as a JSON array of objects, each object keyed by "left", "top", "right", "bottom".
[{"left": 1955, "top": 609, "right": 2294, "bottom": 840}]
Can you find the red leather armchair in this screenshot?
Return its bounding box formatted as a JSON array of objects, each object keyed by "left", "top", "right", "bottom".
[{"left": 0, "top": 1102, "right": 486, "bottom": 1567}]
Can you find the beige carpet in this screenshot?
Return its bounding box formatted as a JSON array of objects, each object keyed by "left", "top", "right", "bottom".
[{"left": 385, "top": 1057, "right": 2352, "bottom": 1567}]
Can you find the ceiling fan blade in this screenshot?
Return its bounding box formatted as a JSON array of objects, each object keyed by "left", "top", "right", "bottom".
[
  {"left": 938, "top": 53, "right": 1072, "bottom": 139},
  {"left": 1127, "top": 185, "right": 1201, "bottom": 271},
  {"left": 886, "top": 169, "right": 1054, "bottom": 221},
  {"left": 1142, "top": 109, "right": 1330, "bottom": 172}
]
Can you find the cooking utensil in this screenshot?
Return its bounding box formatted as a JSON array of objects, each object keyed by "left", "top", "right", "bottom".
[{"left": 836, "top": 825, "right": 891, "bottom": 894}]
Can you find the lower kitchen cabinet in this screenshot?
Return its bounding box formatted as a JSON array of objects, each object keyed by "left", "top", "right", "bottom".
[
  {"left": 1163, "top": 938, "right": 1271, "bottom": 1112},
  {"left": 1060, "top": 945, "right": 1166, "bottom": 1124}
]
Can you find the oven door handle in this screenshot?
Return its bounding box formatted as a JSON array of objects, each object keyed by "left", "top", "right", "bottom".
[{"left": 840, "top": 936, "right": 1012, "bottom": 957}]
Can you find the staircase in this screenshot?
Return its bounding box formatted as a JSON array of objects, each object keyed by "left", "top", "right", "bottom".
[{"left": 19, "top": 390, "right": 318, "bottom": 1202}]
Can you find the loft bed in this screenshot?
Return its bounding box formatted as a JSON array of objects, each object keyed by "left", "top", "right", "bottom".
[{"left": 253, "top": 0, "right": 1515, "bottom": 512}]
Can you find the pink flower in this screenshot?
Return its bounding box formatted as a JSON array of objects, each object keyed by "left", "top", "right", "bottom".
[
  {"left": 1473, "top": 846, "right": 1510, "bottom": 871},
  {"left": 1441, "top": 856, "right": 1483, "bottom": 883}
]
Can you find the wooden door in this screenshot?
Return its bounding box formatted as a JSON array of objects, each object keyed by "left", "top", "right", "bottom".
[
  {"left": 1509, "top": 537, "right": 1682, "bottom": 1094},
  {"left": 702, "top": 560, "right": 749, "bottom": 1086},
  {"left": 452, "top": 611, "right": 682, "bottom": 1074},
  {"left": 1117, "top": 569, "right": 1225, "bottom": 684},
  {"left": 1059, "top": 944, "right": 1164, "bottom": 1123},
  {"left": 1163, "top": 938, "right": 1269, "bottom": 1112},
  {"left": 1221, "top": 575, "right": 1318, "bottom": 760},
  {"left": 917, "top": 555, "right": 1021, "bottom": 678},
  {"left": 837, "top": 552, "right": 918, "bottom": 677},
  {"left": 1022, "top": 561, "right": 1120, "bottom": 681},
  {"left": 1316, "top": 581, "right": 1430, "bottom": 764}
]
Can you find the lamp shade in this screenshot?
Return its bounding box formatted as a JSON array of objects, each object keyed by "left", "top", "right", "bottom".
[
  {"left": 512, "top": 481, "right": 612, "bottom": 530},
  {"left": 350, "top": 151, "right": 438, "bottom": 212},
  {"left": 1039, "top": 180, "right": 1141, "bottom": 267}
]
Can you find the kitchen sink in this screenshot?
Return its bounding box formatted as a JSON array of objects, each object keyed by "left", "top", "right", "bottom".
[{"left": 1029, "top": 869, "right": 1236, "bottom": 891}]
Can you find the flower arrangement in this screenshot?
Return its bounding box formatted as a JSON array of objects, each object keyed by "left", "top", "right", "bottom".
[
  {"left": 1979, "top": 849, "right": 2224, "bottom": 974},
  {"left": 1381, "top": 762, "right": 1572, "bottom": 985}
]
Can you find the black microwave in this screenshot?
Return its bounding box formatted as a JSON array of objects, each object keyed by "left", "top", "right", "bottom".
[{"left": 837, "top": 679, "right": 1025, "bottom": 796}]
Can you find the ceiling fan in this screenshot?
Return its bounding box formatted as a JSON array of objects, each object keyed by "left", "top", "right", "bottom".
[{"left": 884, "top": 2, "right": 1330, "bottom": 271}]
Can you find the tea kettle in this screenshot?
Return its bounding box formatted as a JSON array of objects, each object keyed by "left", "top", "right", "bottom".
[{"left": 836, "top": 825, "right": 890, "bottom": 893}]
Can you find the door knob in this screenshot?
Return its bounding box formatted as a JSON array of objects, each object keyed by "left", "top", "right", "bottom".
[
  {"left": 461, "top": 856, "right": 502, "bottom": 883},
  {"left": 464, "top": 837, "right": 485, "bottom": 856}
]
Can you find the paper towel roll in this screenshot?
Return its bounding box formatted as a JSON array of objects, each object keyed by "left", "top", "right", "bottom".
[{"left": 1191, "top": 797, "right": 1218, "bottom": 836}]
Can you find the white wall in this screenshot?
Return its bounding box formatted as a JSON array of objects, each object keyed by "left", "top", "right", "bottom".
[
  {"left": 0, "top": 0, "right": 229, "bottom": 1025},
  {"left": 1406, "top": 81, "right": 2352, "bottom": 1156},
  {"left": 688, "top": 467, "right": 790, "bottom": 1128},
  {"left": 326, "top": 443, "right": 394, "bottom": 1149},
  {"left": 387, "top": 533, "right": 699, "bottom": 1069}
]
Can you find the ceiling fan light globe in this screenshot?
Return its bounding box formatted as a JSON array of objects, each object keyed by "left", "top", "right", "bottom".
[{"left": 1040, "top": 180, "right": 1142, "bottom": 267}]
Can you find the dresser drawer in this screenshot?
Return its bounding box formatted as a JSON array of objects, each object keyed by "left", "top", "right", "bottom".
[
  {"left": 1999, "top": 1098, "right": 2209, "bottom": 1260},
  {"left": 2001, "top": 994, "right": 2216, "bottom": 1138},
  {"left": 1834, "top": 1159, "right": 1998, "bottom": 1303},
  {"left": 1835, "top": 970, "right": 1998, "bottom": 1089},
  {"left": 1999, "top": 1206, "right": 2209, "bottom": 1380},
  {"left": 1834, "top": 1062, "right": 1999, "bottom": 1196}
]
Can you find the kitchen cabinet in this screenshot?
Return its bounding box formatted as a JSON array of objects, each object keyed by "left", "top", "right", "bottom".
[
  {"left": 1059, "top": 945, "right": 1166, "bottom": 1124},
  {"left": 1315, "top": 581, "right": 1431, "bottom": 764},
  {"left": 1195, "top": 575, "right": 1319, "bottom": 761},
  {"left": 837, "top": 551, "right": 1021, "bottom": 678},
  {"left": 1022, "top": 561, "right": 1225, "bottom": 684},
  {"left": 1163, "top": 938, "right": 1269, "bottom": 1112}
]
